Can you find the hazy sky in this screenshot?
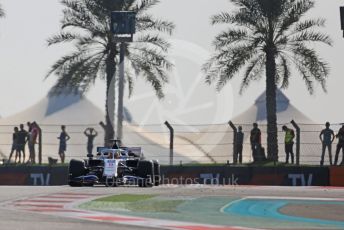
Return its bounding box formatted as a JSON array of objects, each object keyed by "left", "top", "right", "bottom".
[{"left": 0, "top": 0, "right": 344, "bottom": 125}]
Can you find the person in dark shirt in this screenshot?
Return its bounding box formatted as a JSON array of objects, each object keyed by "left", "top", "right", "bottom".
[
  {"left": 319, "top": 122, "right": 335, "bottom": 166},
  {"left": 234, "top": 126, "right": 244, "bottom": 164},
  {"left": 335, "top": 124, "right": 344, "bottom": 165},
  {"left": 58, "top": 125, "right": 70, "bottom": 164},
  {"left": 8, "top": 127, "right": 19, "bottom": 164},
  {"left": 250, "top": 123, "right": 261, "bottom": 162},
  {"left": 17, "top": 124, "right": 28, "bottom": 164},
  {"left": 84, "top": 128, "right": 98, "bottom": 156}
]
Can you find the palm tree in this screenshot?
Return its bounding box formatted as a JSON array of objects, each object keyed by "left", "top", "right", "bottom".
[
  {"left": 46, "top": 0, "right": 174, "bottom": 145},
  {"left": 204, "top": 0, "right": 331, "bottom": 161}
]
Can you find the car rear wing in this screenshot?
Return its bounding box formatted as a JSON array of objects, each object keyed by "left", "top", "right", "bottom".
[
  {"left": 126, "top": 147, "right": 143, "bottom": 158},
  {"left": 96, "top": 146, "right": 143, "bottom": 159}
]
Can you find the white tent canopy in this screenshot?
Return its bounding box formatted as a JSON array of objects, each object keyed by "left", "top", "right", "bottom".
[
  {"left": 176, "top": 89, "right": 323, "bottom": 164},
  {"left": 233, "top": 89, "right": 313, "bottom": 124},
  {"left": 229, "top": 89, "right": 320, "bottom": 164},
  {"left": 0, "top": 92, "right": 205, "bottom": 164},
  {"left": 0, "top": 89, "right": 327, "bottom": 165}
]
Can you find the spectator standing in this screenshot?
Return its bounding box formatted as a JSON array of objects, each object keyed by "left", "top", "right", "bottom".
[
  {"left": 282, "top": 125, "right": 295, "bottom": 164},
  {"left": 234, "top": 126, "right": 244, "bottom": 164},
  {"left": 84, "top": 128, "right": 98, "bottom": 156},
  {"left": 8, "top": 127, "right": 19, "bottom": 163},
  {"left": 58, "top": 125, "right": 70, "bottom": 163},
  {"left": 28, "top": 122, "right": 39, "bottom": 164},
  {"left": 17, "top": 124, "right": 28, "bottom": 163},
  {"left": 319, "top": 122, "right": 335, "bottom": 166},
  {"left": 335, "top": 124, "right": 344, "bottom": 165},
  {"left": 27, "top": 122, "right": 32, "bottom": 132},
  {"left": 27, "top": 122, "right": 32, "bottom": 163},
  {"left": 250, "top": 123, "right": 262, "bottom": 162}
]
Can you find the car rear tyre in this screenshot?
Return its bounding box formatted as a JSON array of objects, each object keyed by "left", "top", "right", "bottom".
[
  {"left": 126, "top": 159, "right": 139, "bottom": 168},
  {"left": 137, "top": 160, "right": 154, "bottom": 187},
  {"left": 68, "top": 181, "right": 83, "bottom": 187},
  {"left": 153, "top": 160, "right": 161, "bottom": 186},
  {"left": 68, "top": 159, "right": 86, "bottom": 187},
  {"left": 83, "top": 183, "right": 94, "bottom": 187}
]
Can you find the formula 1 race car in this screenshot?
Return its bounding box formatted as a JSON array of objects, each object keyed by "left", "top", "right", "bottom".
[{"left": 68, "top": 145, "right": 160, "bottom": 187}]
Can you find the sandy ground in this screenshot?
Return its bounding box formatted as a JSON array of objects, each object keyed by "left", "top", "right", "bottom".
[{"left": 279, "top": 204, "right": 344, "bottom": 222}]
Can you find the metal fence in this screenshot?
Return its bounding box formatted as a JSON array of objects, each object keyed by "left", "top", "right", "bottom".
[{"left": 0, "top": 122, "right": 342, "bottom": 166}]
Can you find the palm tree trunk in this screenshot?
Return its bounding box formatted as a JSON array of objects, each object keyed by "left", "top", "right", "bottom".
[
  {"left": 104, "top": 49, "right": 116, "bottom": 146},
  {"left": 265, "top": 49, "right": 278, "bottom": 161}
]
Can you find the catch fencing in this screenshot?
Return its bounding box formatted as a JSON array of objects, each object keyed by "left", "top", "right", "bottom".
[{"left": 0, "top": 121, "right": 342, "bottom": 166}]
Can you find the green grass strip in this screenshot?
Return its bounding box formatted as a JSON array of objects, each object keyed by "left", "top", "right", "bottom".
[
  {"left": 127, "top": 200, "right": 184, "bottom": 212},
  {"left": 95, "top": 194, "right": 156, "bottom": 203}
]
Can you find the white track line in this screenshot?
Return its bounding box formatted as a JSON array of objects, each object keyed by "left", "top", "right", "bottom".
[{"left": 244, "top": 196, "right": 344, "bottom": 201}]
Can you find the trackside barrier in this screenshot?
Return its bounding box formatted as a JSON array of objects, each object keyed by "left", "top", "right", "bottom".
[
  {"left": 0, "top": 166, "right": 68, "bottom": 186},
  {"left": 160, "top": 166, "right": 330, "bottom": 186},
  {"left": 329, "top": 166, "right": 344, "bottom": 186},
  {"left": 0, "top": 165, "right": 335, "bottom": 186}
]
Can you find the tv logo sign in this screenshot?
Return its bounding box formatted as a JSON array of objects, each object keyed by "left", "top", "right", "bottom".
[
  {"left": 30, "top": 173, "right": 51, "bottom": 186},
  {"left": 288, "top": 174, "right": 313, "bottom": 186}
]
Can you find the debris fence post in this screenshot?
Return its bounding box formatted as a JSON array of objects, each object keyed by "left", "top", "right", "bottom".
[
  {"left": 291, "top": 120, "right": 300, "bottom": 165},
  {"left": 228, "top": 121, "right": 237, "bottom": 164},
  {"left": 164, "top": 121, "right": 174, "bottom": 166}
]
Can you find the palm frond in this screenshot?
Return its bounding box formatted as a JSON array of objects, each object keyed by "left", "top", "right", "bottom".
[
  {"left": 76, "top": 36, "right": 107, "bottom": 48},
  {"left": 47, "top": 32, "right": 83, "bottom": 46},
  {"left": 135, "top": 0, "right": 160, "bottom": 13},
  {"left": 135, "top": 34, "right": 170, "bottom": 52},
  {"left": 129, "top": 45, "right": 173, "bottom": 72},
  {"left": 290, "top": 31, "right": 332, "bottom": 46},
  {"left": 278, "top": 55, "right": 291, "bottom": 89},
  {"left": 45, "top": 50, "right": 86, "bottom": 78},
  {"left": 290, "top": 44, "right": 329, "bottom": 93},
  {"left": 49, "top": 51, "right": 106, "bottom": 94},
  {"left": 212, "top": 10, "right": 264, "bottom": 34},
  {"left": 291, "top": 18, "right": 326, "bottom": 34},
  {"left": 129, "top": 53, "right": 166, "bottom": 98},
  {"left": 211, "top": 12, "right": 232, "bottom": 25},
  {"left": 204, "top": 44, "right": 257, "bottom": 91},
  {"left": 213, "top": 29, "right": 249, "bottom": 49},
  {"left": 61, "top": 8, "right": 107, "bottom": 36},
  {"left": 137, "top": 14, "right": 175, "bottom": 35},
  {"left": 0, "top": 4, "right": 5, "bottom": 18},
  {"left": 294, "top": 61, "right": 315, "bottom": 94},
  {"left": 276, "top": 0, "right": 314, "bottom": 38},
  {"left": 240, "top": 54, "right": 265, "bottom": 94}
]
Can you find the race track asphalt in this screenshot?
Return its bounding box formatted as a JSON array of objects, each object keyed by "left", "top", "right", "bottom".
[
  {"left": 0, "top": 185, "right": 344, "bottom": 230},
  {"left": 0, "top": 186, "right": 156, "bottom": 230}
]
